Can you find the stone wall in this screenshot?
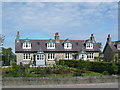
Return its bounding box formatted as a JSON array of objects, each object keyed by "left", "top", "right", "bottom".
[
  {"left": 16, "top": 53, "right": 23, "bottom": 65},
  {"left": 16, "top": 52, "right": 100, "bottom": 65},
  {"left": 16, "top": 53, "right": 34, "bottom": 65},
  {"left": 2, "top": 76, "right": 118, "bottom": 86}
]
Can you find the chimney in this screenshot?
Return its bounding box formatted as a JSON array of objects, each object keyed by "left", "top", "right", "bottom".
[
  {"left": 90, "top": 33, "right": 94, "bottom": 41},
  {"left": 16, "top": 31, "right": 20, "bottom": 42},
  {"left": 107, "top": 34, "right": 111, "bottom": 43},
  {"left": 55, "top": 32, "right": 60, "bottom": 43}
]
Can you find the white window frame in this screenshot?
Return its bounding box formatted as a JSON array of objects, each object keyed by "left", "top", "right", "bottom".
[
  {"left": 23, "top": 42, "right": 31, "bottom": 49},
  {"left": 36, "top": 54, "right": 45, "bottom": 61},
  {"left": 47, "top": 43, "right": 55, "bottom": 49},
  {"left": 48, "top": 53, "right": 55, "bottom": 60},
  {"left": 64, "top": 43, "right": 72, "bottom": 49},
  {"left": 86, "top": 43, "right": 93, "bottom": 49},
  {"left": 64, "top": 53, "right": 72, "bottom": 60},
  {"left": 117, "top": 44, "right": 120, "bottom": 50},
  {"left": 87, "top": 53, "right": 94, "bottom": 59},
  {"left": 23, "top": 53, "right": 31, "bottom": 60}
]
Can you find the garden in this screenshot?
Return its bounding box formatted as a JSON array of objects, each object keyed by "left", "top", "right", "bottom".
[{"left": 2, "top": 59, "right": 120, "bottom": 77}]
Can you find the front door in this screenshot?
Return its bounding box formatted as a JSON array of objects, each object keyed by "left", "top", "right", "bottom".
[{"left": 36, "top": 54, "right": 45, "bottom": 65}]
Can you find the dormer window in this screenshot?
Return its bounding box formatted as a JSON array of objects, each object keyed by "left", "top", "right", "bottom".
[
  {"left": 86, "top": 43, "right": 93, "bottom": 49},
  {"left": 85, "top": 39, "right": 93, "bottom": 49},
  {"left": 64, "top": 39, "right": 72, "bottom": 49},
  {"left": 23, "top": 39, "right": 31, "bottom": 49},
  {"left": 46, "top": 39, "right": 55, "bottom": 49}
]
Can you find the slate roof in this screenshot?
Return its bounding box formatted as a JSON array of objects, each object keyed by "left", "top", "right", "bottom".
[
  {"left": 110, "top": 41, "right": 120, "bottom": 52},
  {"left": 103, "top": 41, "right": 120, "bottom": 53},
  {"left": 15, "top": 39, "right": 100, "bottom": 53}
]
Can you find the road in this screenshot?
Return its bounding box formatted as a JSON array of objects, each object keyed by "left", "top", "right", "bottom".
[{"left": 2, "top": 83, "right": 119, "bottom": 88}]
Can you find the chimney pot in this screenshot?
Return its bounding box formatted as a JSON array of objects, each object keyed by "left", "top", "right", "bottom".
[
  {"left": 55, "top": 32, "right": 59, "bottom": 36},
  {"left": 108, "top": 34, "right": 110, "bottom": 38},
  {"left": 91, "top": 34, "right": 94, "bottom": 37}
]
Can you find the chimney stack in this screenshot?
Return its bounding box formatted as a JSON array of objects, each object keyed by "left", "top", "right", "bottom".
[
  {"left": 55, "top": 32, "right": 60, "bottom": 43},
  {"left": 90, "top": 33, "right": 94, "bottom": 41},
  {"left": 107, "top": 34, "right": 111, "bottom": 43},
  {"left": 16, "top": 31, "right": 20, "bottom": 42}
]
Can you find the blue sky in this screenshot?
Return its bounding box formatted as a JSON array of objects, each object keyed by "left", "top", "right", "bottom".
[{"left": 2, "top": 2, "right": 118, "bottom": 52}]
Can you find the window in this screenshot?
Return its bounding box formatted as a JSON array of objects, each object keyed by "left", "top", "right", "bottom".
[
  {"left": 82, "top": 54, "right": 84, "bottom": 59},
  {"left": 23, "top": 53, "right": 31, "bottom": 60},
  {"left": 23, "top": 42, "right": 31, "bottom": 49},
  {"left": 64, "top": 43, "right": 72, "bottom": 49},
  {"left": 65, "top": 53, "right": 72, "bottom": 59},
  {"left": 47, "top": 43, "right": 55, "bottom": 49},
  {"left": 48, "top": 53, "right": 55, "bottom": 60},
  {"left": 87, "top": 53, "right": 94, "bottom": 59},
  {"left": 117, "top": 44, "right": 120, "bottom": 50},
  {"left": 86, "top": 43, "right": 93, "bottom": 49},
  {"left": 36, "top": 54, "right": 44, "bottom": 60}
]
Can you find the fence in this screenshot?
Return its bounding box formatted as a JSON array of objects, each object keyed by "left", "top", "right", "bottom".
[{"left": 2, "top": 76, "right": 118, "bottom": 86}]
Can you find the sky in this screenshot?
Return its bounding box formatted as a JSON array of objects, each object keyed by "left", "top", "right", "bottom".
[{"left": 2, "top": 1, "right": 118, "bottom": 53}]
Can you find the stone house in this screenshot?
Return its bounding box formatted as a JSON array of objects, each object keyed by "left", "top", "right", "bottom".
[
  {"left": 103, "top": 34, "right": 120, "bottom": 62},
  {"left": 15, "top": 32, "right": 100, "bottom": 65}
]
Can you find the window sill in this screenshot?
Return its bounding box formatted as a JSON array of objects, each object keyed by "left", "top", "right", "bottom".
[
  {"left": 47, "top": 48, "right": 55, "bottom": 49},
  {"left": 48, "top": 59, "right": 55, "bottom": 61}
]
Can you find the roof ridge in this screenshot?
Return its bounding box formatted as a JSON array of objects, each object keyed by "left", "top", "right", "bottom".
[{"left": 19, "top": 39, "right": 85, "bottom": 41}]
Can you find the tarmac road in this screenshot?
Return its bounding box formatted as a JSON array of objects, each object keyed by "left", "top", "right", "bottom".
[{"left": 2, "top": 82, "right": 119, "bottom": 88}]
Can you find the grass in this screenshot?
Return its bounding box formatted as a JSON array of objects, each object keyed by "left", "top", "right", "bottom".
[{"left": 81, "top": 72, "right": 103, "bottom": 76}]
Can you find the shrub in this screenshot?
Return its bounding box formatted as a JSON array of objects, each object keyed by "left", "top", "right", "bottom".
[
  {"left": 73, "top": 69, "right": 82, "bottom": 76},
  {"left": 102, "top": 71, "right": 109, "bottom": 75},
  {"left": 59, "top": 60, "right": 119, "bottom": 75}
]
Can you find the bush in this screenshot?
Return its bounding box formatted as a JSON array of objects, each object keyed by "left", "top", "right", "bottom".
[
  {"left": 59, "top": 60, "right": 120, "bottom": 75},
  {"left": 102, "top": 71, "right": 109, "bottom": 75},
  {"left": 73, "top": 69, "right": 82, "bottom": 76}
]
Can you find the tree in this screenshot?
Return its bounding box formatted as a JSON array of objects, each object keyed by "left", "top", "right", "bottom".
[
  {"left": 97, "top": 42, "right": 102, "bottom": 50},
  {"left": 0, "top": 34, "right": 5, "bottom": 59},
  {"left": 2, "top": 47, "right": 16, "bottom": 66},
  {"left": 97, "top": 42, "right": 103, "bottom": 61}
]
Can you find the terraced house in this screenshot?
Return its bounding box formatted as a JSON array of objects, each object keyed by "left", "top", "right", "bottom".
[
  {"left": 15, "top": 32, "right": 100, "bottom": 65},
  {"left": 103, "top": 34, "right": 120, "bottom": 62}
]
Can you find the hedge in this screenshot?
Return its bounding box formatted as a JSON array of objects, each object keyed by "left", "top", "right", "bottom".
[{"left": 58, "top": 60, "right": 120, "bottom": 75}]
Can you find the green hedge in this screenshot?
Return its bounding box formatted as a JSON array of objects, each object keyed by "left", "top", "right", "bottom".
[{"left": 58, "top": 60, "right": 120, "bottom": 75}]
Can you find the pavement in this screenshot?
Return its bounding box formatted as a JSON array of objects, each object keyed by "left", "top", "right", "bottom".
[{"left": 2, "top": 82, "right": 119, "bottom": 88}]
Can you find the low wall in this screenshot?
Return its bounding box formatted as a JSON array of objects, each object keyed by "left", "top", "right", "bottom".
[{"left": 2, "top": 76, "right": 118, "bottom": 86}]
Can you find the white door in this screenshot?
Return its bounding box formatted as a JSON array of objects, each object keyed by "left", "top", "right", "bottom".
[{"left": 36, "top": 54, "right": 45, "bottom": 65}]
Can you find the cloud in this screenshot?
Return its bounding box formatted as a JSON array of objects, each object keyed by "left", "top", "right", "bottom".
[
  {"left": 2, "top": 0, "right": 120, "bottom": 2},
  {"left": 2, "top": 2, "right": 118, "bottom": 52}
]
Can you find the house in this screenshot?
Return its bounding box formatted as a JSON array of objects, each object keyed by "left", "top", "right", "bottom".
[
  {"left": 15, "top": 32, "right": 100, "bottom": 65},
  {"left": 103, "top": 34, "right": 120, "bottom": 62}
]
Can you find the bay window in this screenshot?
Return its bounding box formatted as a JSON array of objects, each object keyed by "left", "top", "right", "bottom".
[{"left": 36, "top": 54, "right": 45, "bottom": 60}]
